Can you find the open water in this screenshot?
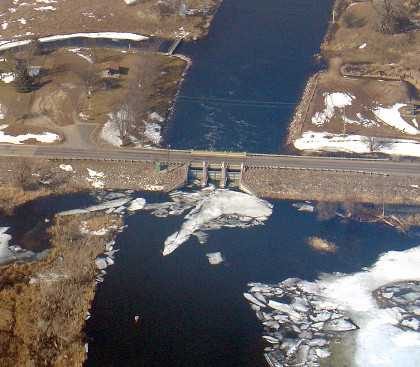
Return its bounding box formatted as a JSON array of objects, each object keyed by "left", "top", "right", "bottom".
[{"left": 166, "top": 0, "right": 334, "bottom": 153}]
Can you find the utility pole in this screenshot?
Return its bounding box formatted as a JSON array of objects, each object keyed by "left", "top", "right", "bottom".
[
  {"left": 167, "top": 144, "right": 171, "bottom": 174},
  {"left": 342, "top": 107, "right": 347, "bottom": 137}
]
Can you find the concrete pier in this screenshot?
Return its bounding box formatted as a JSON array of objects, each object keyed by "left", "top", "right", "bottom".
[
  {"left": 220, "top": 162, "right": 227, "bottom": 188},
  {"left": 201, "top": 161, "right": 208, "bottom": 187}
]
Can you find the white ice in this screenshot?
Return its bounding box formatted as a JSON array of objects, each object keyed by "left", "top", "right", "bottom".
[
  {"left": 58, "top": 198, "right": 131, "bottom": 216},
  {"left": 127, "top": 198, "right": 146, "bottom": 211},
  {"left": 163, "top": 189, "right": 273, "bottom": 255},
  {"left": 206, "top": 252, "right": 224, "bottom": 265},
  {"left": 294, "top": 131, "right": 420, "bottom": 157},
  {"left": 315, "top": 245, "right": 420, "bottom": 366},
  {"left": 373, "top": 103, "right": 420, "bottom": 135},
  {"left": 0, "top": 227, "right": 36, "bottom": 265}
]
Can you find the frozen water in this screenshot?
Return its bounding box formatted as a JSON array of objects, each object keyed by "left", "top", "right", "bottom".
[
  {"left": 206, "top": 252, "right": 224, "bottom": 265},
  {"left": 162, "top": 188, "right": 272, "bottom": 255},
  {"left": 245, "top": 244, "right": 420, "bottom": 366}
]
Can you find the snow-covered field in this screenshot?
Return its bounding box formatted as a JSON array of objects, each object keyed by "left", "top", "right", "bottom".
[
  {"left": 373, "top": 103, "right": 420, "bottom": 135},
  {"left": 295, "top": 131, "right": 420, "bottom": 157},
  {"left": 246, "top": 244, "right": 420, "bottom": 366},
  {"left": 305, "top": 92, "right": 420, "bottom": 156}
]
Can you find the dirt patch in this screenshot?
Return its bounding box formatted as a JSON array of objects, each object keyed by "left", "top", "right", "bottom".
[{"left": 0, "top": 0, "right": 222, "bottom": 42}]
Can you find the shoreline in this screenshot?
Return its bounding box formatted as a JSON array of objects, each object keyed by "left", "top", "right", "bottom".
[{"left": 286, "top": 0, "right": 420, "bottom": 157}]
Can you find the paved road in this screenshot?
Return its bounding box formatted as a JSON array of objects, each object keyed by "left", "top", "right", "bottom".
[{"left": 1, "top": 144, "right": 420, "bottom": 176}]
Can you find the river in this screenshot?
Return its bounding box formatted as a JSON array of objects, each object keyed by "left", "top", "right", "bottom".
[
  {"left": 166, "top": 0, "right": 334, "bottom": 153},
  {"left": 3, "top": 0, "right": 420, "bottom": 365}
]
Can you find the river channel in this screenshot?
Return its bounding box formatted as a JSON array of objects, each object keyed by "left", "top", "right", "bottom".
[{"left": 3, "top": 0, "right": 420, "bottom": 365}]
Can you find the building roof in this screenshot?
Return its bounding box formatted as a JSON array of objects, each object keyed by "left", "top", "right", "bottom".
[{"left": 97, "top": 61, "right": 120, "bottom": 71}]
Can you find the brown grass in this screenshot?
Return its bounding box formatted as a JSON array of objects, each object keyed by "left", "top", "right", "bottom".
[
  {"left": 0, "top": 0, "right": 222, "bottom": 42},
  {"left": 0, "top": 212, "right": 123, "bottom": 367},
  {"left": 307, "top": 237, "right": 339, "bottom": 253}
]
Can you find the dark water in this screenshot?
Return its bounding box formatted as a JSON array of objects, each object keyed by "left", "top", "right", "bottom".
[
  {"left": 27, "top": 192, "right": 418, "bottom": 367},
  {"left": 166, "top": 0, "right": 334, "bottom": 153},
  {"left": 4, "top": 191, "right": 419, "bottom": 366}
]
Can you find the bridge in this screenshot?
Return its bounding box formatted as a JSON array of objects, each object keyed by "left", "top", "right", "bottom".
[{"left": 1, "top": 144, "right": 420, "bottom": 181}]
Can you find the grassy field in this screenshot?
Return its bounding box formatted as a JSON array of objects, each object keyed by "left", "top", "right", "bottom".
[{"left": 0, "top": 47, "right": 187, "bottom": 146}]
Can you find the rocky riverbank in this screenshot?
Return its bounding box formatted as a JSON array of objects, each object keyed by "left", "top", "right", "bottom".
[{"left": 241, "top": 167, "right": 420, "bottom": 205}]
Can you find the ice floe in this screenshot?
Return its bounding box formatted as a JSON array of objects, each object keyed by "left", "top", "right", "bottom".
[
  {"left": 58, "top": 198, "right": 131, "bottom": 216},
  {"left": 245, "top": 244, "right": 420, "bottom": 366},
  {"left": 160, "top": 187, "right": 273, "bottom": 255},
  {"left": 206, "top": 252, "right": 224, "bottom": 265},
  {"left": 0, "top": 227, "right": 47, "bottom": 265}
]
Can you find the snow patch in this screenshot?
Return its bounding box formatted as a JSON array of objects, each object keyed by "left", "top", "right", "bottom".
[
  {"left": 294, "top": 131, "right": 420, "bottom": 157},
  {"left": 311, "top": 92, "right": 354, "bottom": 126},
  {"left": 0, "top": 131, "right": 58, "bottom": 144},
  {"left": 59, "top": 164, "right": 73, "bottom": 172},
  {"left": 0, "top": 72, "right": 15, "bottom": 84},
  {"left": 373, "top": 103, "right": 420, "bottom": 135},
  {"left": 144, "top": 121, "right": 162, "bottom": 145}
]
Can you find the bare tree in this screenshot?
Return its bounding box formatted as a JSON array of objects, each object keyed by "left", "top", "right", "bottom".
[
  {"left": 76, "top": 63, "right": 100, "bottom": 111},
  {"left": 82, "top": 38, "right": 100, "bottom": 63},
  {"left": 363, "top": 135, "right": 394, "bottom": 153},
  {"left": 14, "top": 158, "right": 44, "bottom": 191},
  {"left": 370, "top": 0, "right": 412, "bottom": 34}
]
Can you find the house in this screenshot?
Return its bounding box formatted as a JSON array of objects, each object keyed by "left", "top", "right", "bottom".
[{"left": 97, "top": 61, "right": 121, "bottom": 77}]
